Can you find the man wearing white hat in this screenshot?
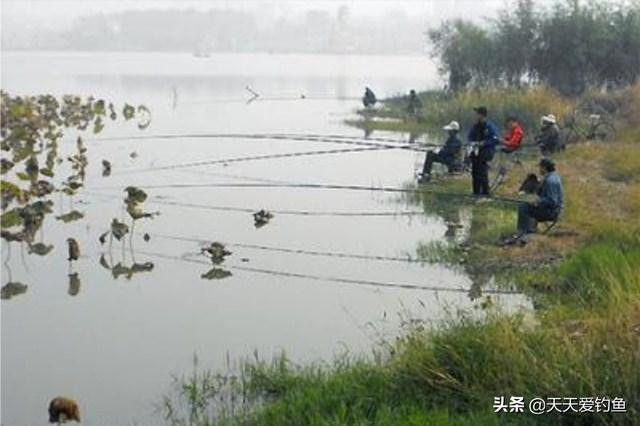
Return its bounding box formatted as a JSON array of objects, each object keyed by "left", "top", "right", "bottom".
[
  {"left": 418, "top": 120, "right": 463, "bottom": 183},
  {"left": 535, "top": 114, "right": 562, "bottom": 154}
]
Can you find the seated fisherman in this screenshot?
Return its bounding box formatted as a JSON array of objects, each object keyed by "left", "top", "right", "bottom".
[
  {"left": 535, "top": 114, "right": 562, "bottom": 154},
  {"left": 516, "top": 158, "right": 564, "bottom": 235},
  {"left": 501, "top": 116, "right": 524, "bottom": 153},
  {"left": 418, "top": 120, "right": 462, "bottom": 183}
]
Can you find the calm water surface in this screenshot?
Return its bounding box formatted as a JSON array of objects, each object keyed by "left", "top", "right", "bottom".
[{"left": 1, "top": 52, "right": 527, "bottom": 425}]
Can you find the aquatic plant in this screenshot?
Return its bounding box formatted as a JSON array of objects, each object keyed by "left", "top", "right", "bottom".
[
  {"left": 1, "top": 91, "right": 150, "bottom": 294},
  {"left": 0, "top": 282, "right": 28, "bottom": 300},
  {"left": 253, "top": 210, "right": 274, "bottom": 229},
  {"left": 201, "top": 242, "right": 232, "bottom": 265}
]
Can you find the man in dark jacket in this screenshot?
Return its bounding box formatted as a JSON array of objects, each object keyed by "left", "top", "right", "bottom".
[
  {"left": 407, "top": 90, "right": 423, "bottom": 117},
  {"left": 517, "top": 158, "right": 564, "bottom": 234},
  {"left": 419, "top": 120, "right": 462, "bottom": 183},
  {"left": 467, "top": 106, "right": 500, "bottom": 196},
  {"left": 362, "top": 87, "right": 377, "bottom": 108}
]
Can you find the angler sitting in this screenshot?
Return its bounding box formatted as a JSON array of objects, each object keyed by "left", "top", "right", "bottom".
[
  {"left": 536, "top": 114, "right": 562, "bottom": 154},
  {"left": 501, "top": 116, "right": 524, "bottom": 153},
  {"left": 516, "top": 158, "right": 564, "bottom": 236},
  {"left": 418, "top": 120, "right": 462, "bottom": 183}
]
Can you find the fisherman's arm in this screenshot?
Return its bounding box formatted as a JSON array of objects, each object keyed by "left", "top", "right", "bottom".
[{"left": 482, "top": 123, "right": 500, "bottom": 148}]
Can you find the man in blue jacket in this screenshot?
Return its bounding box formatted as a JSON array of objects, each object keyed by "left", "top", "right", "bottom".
[
  {"left": 418, "top": 120, "right": 463, "bottom": 183},
  {"left": 467, "top": 106, "right": 500, "bottom": 196},
  {"left": 517, "top": 158, "right": 564, "bottom": 234}
]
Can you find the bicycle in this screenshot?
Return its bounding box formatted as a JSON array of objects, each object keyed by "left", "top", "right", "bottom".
[{"left": 561, "top": 110, "right": 616, "bottom": 145}]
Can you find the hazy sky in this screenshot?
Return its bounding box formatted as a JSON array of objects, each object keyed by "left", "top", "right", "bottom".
[{"left": 1, "top": 0, "right": 508, "bottom": 30}]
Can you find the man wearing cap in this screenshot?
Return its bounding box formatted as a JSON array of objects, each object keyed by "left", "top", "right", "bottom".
[
  {"left": 536, "top": 114, "right": 562, "bottom": 154},
  {"left": 467, "top": 106, "right": 500, "bottom": 195},
  {"left": 516, "top": 158, "right": 564, "bottom": 235},
  {"left": 418, "top": 120, "right": 462, "bottom": 182}
]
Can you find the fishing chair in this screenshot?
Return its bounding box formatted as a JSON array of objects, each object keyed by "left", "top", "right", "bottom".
[{"left": 540, "top": 208, "right": 563, "bottom": 235}]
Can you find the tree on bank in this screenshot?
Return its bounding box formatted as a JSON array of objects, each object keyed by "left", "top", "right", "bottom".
[{"left": 428, "top": 0, "right": 640, "bottom": 95}]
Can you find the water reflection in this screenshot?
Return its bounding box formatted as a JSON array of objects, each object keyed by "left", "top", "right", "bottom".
[
  {"left": 68, "top": 272, "right": 81, "bottom": 296},
  {"left": 1, "top": 281, "right": 28, "bottom": 300},
  {"left": 403, "top": 186, "right": 514, "bottom": 298}
]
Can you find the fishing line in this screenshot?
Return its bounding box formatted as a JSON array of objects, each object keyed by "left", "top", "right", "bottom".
[
  {"left": 170, "top": 167, "right": 294, "bottom": 185},
  {"left": 130, "top": 248, "right": 520, "bottom": 295},
  {"left": 91, "top": 182, "right": 525, "bottom": 205},
  {"left": 136, "top": 231, "right": 423, "bottom": 263},
  {"left": 82, "top": 191, "right": 427, "bottom": 217},
  {"left": 149, "top": 199, "right": 425, "bottom": 217}
]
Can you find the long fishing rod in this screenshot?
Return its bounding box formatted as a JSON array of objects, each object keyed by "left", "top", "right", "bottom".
[
  {"left": 92, "top": 181, "right": 526, "bottom": 205},
  {"left": 84, "top": 191, "right": 426, "bottom": 217},
  {"left": 137, "top": 231, "right": 422, "bottom": 263},
  {"left": 182, "top": 95, "right": 362, "bottom": 106},
  {"left": 112, "top": 145, "right": 402, "bottom": 176},
  {"left": 93, "top": 132, "right": 437, "bottom": 148},
  {"left": 130, "top": 248, "right": 520, "bottom": 295}
]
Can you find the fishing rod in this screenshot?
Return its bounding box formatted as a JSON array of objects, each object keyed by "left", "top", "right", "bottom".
[
  {"left": 136, "top": 231, "right": 423, "bottom": 263},
  {"left": 112, "top": 145, "right": 404, "bottom": 176},
  {"left": 129, "top": 248, "right": 520, "bottom": 295},
  {"left": 93, "top": 132, "right": 438, "bottom": 148},
  {"left": 182, "top": 95, "right": 362, "bottom": 106},
  {"left": 92, "top": 181, "right": 526, "bottom": 205}
]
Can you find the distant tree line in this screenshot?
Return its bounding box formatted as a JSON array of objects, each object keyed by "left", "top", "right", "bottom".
[
  {"left": 428, "top": 0, "right": 640, "bottom": 95},
  {"left": 2, "top": 7, "right": 424, "bottom": 55}
]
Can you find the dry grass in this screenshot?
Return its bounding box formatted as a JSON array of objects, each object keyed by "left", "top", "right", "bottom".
[{"left": 351, "top": 86, "right": 576, "bottom": 136}]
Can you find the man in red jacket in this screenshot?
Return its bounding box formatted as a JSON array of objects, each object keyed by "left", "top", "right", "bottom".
[{"left": 502, "top": 116, "right": 524, "bottom": 153}]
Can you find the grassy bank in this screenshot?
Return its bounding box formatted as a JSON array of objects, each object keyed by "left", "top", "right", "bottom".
[{"left": 162, "top": 86, "right": 640, "bottom": 425}]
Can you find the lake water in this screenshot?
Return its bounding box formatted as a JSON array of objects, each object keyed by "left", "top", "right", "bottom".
[{"left": 0, "top": 52, "right": 527, "bottom": 425}]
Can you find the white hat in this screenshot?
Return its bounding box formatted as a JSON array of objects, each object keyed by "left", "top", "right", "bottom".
[
  {"left": 443, "top": 121, "right": 460, "bottom": 131},
  {"left": 541, "top": 114, "right": 557, "bottom": 124}
]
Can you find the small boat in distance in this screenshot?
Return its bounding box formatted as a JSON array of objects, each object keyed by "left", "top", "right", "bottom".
[{"left": 193, "top": 50, "right": 211, "bottom": 58}]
